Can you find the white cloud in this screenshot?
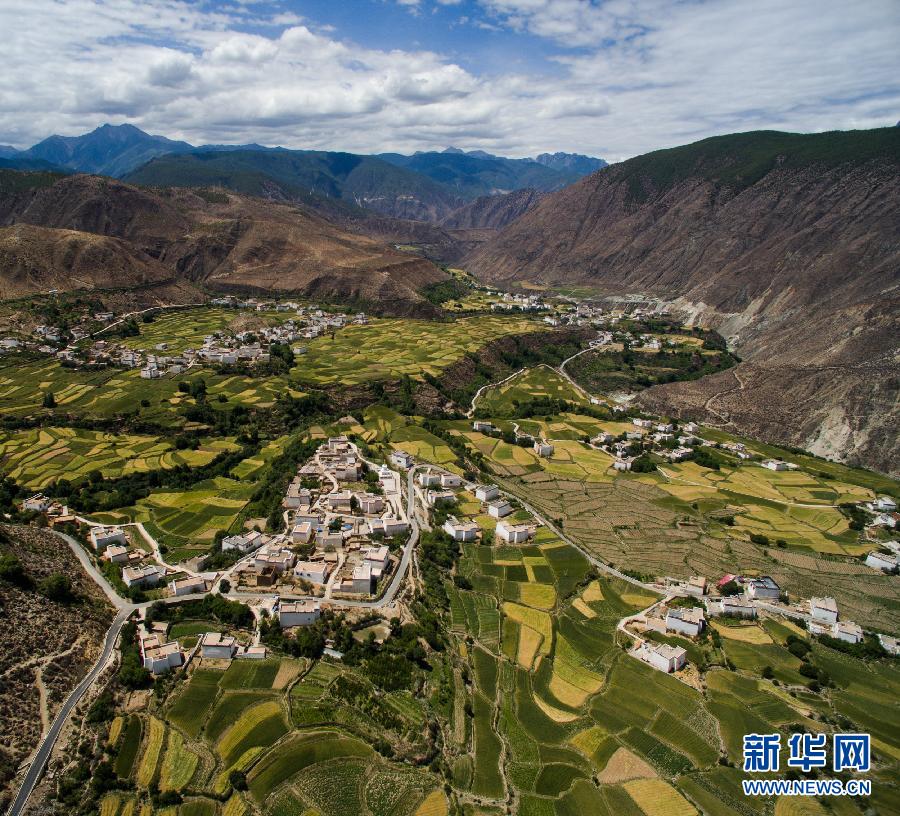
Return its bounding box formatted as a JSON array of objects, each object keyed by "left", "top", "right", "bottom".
[{"left": 0, "top": 0, "right": 897, "bottom": 162}]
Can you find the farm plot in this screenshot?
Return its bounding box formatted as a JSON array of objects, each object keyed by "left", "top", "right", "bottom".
[{"left": 475, "top": 366, "right": 588, "bottom": 415}]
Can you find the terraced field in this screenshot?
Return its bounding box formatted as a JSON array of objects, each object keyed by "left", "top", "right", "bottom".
[
  {"left": 474, "top": 366, "right": 589, "bottom": 415},
  {"left": 0, "top": 426, "right": 238, "bottom": 488}
]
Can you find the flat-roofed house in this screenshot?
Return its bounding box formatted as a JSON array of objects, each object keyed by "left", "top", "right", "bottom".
[
  {"left": 279, "top": 600, "right": 321, "bottom": 627},
  {"left": 391, "top": 450, "right": 414, "bottom": 469},
  {"left": 200, "top": 632, "right": 238, "bottom": 660},
  {"left": 440, "top": 473, "right": 462, "bottom": 488},
  {"left": 865, "top": 551, "right": 899, "bottom": 573},
  {"left": 90, "top": 525, "right": 128, "bottom": 551},
  {"left": 355, "top": 493, "right": 384, "bottom": 514},
  {"left": 254, "top": 547, "right": 295, "bottom": 574},
  {"left": 496, "top": 521, "right": 533, "bottom": 544},
  {"left": 474, "top": 484, "right": 499, "bottom": 502},
  {"left": 682, "top": 576, "right": 708, "bottom": 597},
  {"left": 284, "top": 483, "right": 313, "bottom": 509},
  {"left": 744, "top": 576, "right": 780, "bottom": 601},
  {"left": 810, "top": 597, "right": 839, "bottom": 625},
  {"left": 831, "top": 621, "right": 864, "bottom": 644},
  {"left": 169, "top": 576, "right": 208, "bottom": 597},
  {"left": 352, "top": 562, "right": 373, "bottom": 594},
  {"left": 443, "top": 516, "right": 479, "bottom": 542},
  {"left": 635, "top": 641, "right": 686, "bottom": 673},
  {"left": 665, "top": 607, "right": 706, "bottom": 637},
  {"left": 427, "top": 489, "right": 456, "bottom": 507},
  {"left": 326, "top": 491, "right": 353, "bottom": 511},
  {"left": 291, "top": 522, "right": 314, "bottom": 545},
  {"left": 105, "top": 545, "right": 131, "bottom": 564},
  {"left": 294, "top": 561, "right": 330, "bottom": 585},
  {"left": 368, "top": 516, "right": 409, "bottom": 537},
  {"left": 22, "top": 493, "right": 52, "bottom": 512},
  {"left": 487, "top": 499, "right": 513, "bottom": 519},
  {"left": 140, "top": 630, "right": 183, "bottom": 674},
  {"left": 534, "top": 440, "right": 554, "bottom": 457},
  {"left": 364, "top": 545, "right": 390, "bottom": 573},
  {"left": 418, "top": 471, "right": 441, "bottom": 488},
  {"left": 705, "top": 597, "right": 757, "bottom": 619},
  {"left": 122, "top": 564, "right": 165, "bottom": 589}
]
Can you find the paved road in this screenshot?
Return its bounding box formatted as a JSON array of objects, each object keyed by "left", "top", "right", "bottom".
[
  {"left": 7, "top": 606, "right": 131, "bottom": 816},
  {"left": 53, "top": 530, "right": 131, "bottom": 610}
]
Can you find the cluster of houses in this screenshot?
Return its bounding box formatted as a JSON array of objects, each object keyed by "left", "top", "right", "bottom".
[
  {"left": 470, "top": 421, "right": 554, "bottom": 458},
  {"left": 862, "top": 495, "right": 899, "bottom": 531},
  {"left": 141, "top": 623, "right": 267, "bottom": 675},
  {"left": 20, "top": 493, "right": 77, "bottom": 526},
  {"left": 230, "top": 437, "right": 407, "bottom": 599},
  {"left": 592, "top": 418, "right": 702, "bottom": 470}
]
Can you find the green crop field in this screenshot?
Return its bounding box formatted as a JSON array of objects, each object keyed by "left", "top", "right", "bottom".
[
  {"left": 475, "top": 365, "right": 589, "bottom": 415},
  {"left": 0, "top": 427, "right": 238, "bottom": 488}
]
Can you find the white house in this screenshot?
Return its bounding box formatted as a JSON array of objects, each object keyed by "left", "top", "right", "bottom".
[
  {"left": 418, "top": 472, "right": 441, "bottom": 488},
  {"left": 169, "top": 576, "right": 207, "bottom": 597},
  {"left": 351, "top": 562, "right": 373, "bottom": 594},
  {"left": 487, "top": 499, "right": 513, "bottom": 519},
  {"left": 291, "top": 522, "right": 315, "bottom": 545},
  {"left": 475, "top": 484, "right": 500, "bottom": 502},
  {"left": 364, "top": 545, "right": 391, "bottom": 573},
  {"left": 294, "top": 561, "right": 330, "bottom": 584},
  {"left": 472, "top": 421, "right": 496, "bottom": 433},
  {"left": 279, "top": 600, "right": 321, "bottom": 627},
  {"left": 705, "top": 597, "right": 757, "bottom": 619},
  {"left": 684, "top": 422, "right": 700, "bottom": 434},
  {"left": 222, "top": 531, "right": 269, "bottom": 554},
  {"left": 831, "top": 621, "right": 864, "bottom": 645},
  {"left": 682, "top": 576, "right": 708, "bottom": 597},
  {"left": 254, "top": 547, "right": 295, "bottom": 574},
  {"left": 22, "top": 493, "right": 52, "bottom": 512},
  {"left": 427, "top": 489, "right": 456, "bottom": 507},
  {"left": 90, "top": 526, "right": 128, "bottom": 551},
  {"left": 632, "top": 418, "right": 653, "bottom": 429},
  {"left": 635, "top": 641, "right": 687, "bottom": 673},
  {"left": 810, "top": 597, "right": 839, "bottom": 625},
  {"left": 878, "top": 634, "right": 900, "bottom": 656},
  {"left": 496, "top": 521, "right": 532, "bottom": 544},
  {"left": 368, "top": 516, "right": 409, "bottom": 537},
  {"left": 105, "top": 545, "right": 131, "bottom": 564},
  {"left": 122, "top": 564, "right": 165, "bottom": 589},
  {"left": 871, "top": 513, "right": 897, "bottom": 529},
  {"left": 140, "top": 632, "right": 183, "bottom": 675},
  {"left": 761, "top": 459, "right": 797, "bottom": 471},
  {"left": 534, "top": 440, "right": 554, "bottom": 457},
  {"left": 443, "top": 516, "right": 479, "bottom": 542},
  {"left": 284, "top": 483, "right": 313, "bottom": 509},
  {"left": 355, "top": 493, "right": 384, "bottom": 514},
  {"left": 665, "top": 607, "right": 706, "bottom": 637},
  {"left": 390, "top": 450, "right": 414, "bottom": 469},
  {"left": 326, "top": 491, "right": 353, "bottom": 511},
  {"left": 874, "top": 496, "right": 898, "bottom": 512},
  {"left": 744, "top": 576, "right": 781, "bottom": 601},
  {"left": 440, "top": 473, "right": 462, "bottom": 488},
  {"left": 200, "top": 632, "right": 238, "bottom": 660},
  {"left": 865, "top": 550, "right": 899, "bottom": 573}
]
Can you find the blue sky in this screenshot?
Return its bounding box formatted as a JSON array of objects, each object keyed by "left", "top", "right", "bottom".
[{"left": 1, "top": 0, "right": 898, "bottom": 161}]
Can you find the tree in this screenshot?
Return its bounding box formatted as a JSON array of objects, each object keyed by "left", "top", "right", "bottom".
[
  {"left": 40, "top": 573, "right": 75, "bottom": 603},
  {"left": 42, "top": 391, "right": 56, "bottom": 409}
]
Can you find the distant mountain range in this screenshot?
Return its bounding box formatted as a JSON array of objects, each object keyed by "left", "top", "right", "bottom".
[
  {"left": 0, "top": 124, "right": 606, "bottom": 220},
  {"left": 467, "top": 127, "right": 900, "bottom": 475}
]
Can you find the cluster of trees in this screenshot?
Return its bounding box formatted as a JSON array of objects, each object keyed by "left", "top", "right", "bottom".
[
  {"left": 147, "top": 595, "right": 254, "bottom": 628},
  {"left": 244, "top": 436, "right": 321, "bottom": 531},
  {"left": 118, "top": 620, "right": 152, "bottom": 689},
  {"left": 0, "top": 548, "right": 77, "bottom": 603}
]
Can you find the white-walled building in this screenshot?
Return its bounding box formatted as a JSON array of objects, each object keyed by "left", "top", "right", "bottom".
[
  {"left": 831, "top": 621, "right": 864, "bottom": 645},
  {"left": 635, "top": 641, "right": 687, "bottom": 673},
  {"left": 440, "top": 473, "right": 462, "bottom": 488},
  {"left": 443, "top": 516, "right": 479, "bottom": 542},
  {"left": 22, "top": 493, "right": 53, "bottom": 512},
  {"left": 865, "top": 551, "right": 899, "bottom": 573},
  {"left": 475, "top": 484, "right": 499, "bottom": 502},
  {"left": 105, "top": 545, "right": 131, "bottom": 564},
  {"left": 426, "top": 489, "right": 456, "bottom": 507},
  {"left": 705, "top": 597, "right": 757, "bottom": 619},
  {"left": 291, "top": 522, "right": 315, "bottom": 545},
  {"left": 140, "top": 630, "right": 183, "bottom": 675},
  {"left": 351, "top": 562, "right": 373, "bottom": 594},
  {"left": 665, "top": 607, "right": 706, "bottom": 637},
  {"left": 122, "top": 564, "right": 165, "bottom": 589},
  {"left": 368, "top": 516, "right": 409, "bottom": 537},
  {"left": 744, "top": 576, "right": 781, "bottom": 601},
  {"left": 810, "top": 597, "right": 839, "bottom": 625},
  {"left": 169, "top": 576, "right": 207, "bottom": 597},
  {"left": 534, "top": 440, "right": 554, "bottom": 457},
  {"left": 496, "top": 521, "right": 533, "bottom": 544},
  {"left": 355, "top": 493, "right": 385, "bottom": 514},
  {"left": 200, "top": 632, "right": 238, "bottom": 660},
  {"left": 90, "top": 526, "right": 128, "bottom": 551},
  {"left": 418, "top": 472, "right": 441, "bottom": 488},
  {"left": 487, "top": 499, "right": 513, "bottom": 519},
  {"left": 279, "top": 600, "right": 321, "bottom": 628},
  {"left": 294, "top": 561, "right": 330, "bottom": 585},
  {"left": 390, "top": 450, "right": 414, "bottom": 469}
]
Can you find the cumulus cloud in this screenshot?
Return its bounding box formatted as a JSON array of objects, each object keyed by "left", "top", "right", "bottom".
[{"left": 0, "top": 0, "right": 897, "bottom": 161}]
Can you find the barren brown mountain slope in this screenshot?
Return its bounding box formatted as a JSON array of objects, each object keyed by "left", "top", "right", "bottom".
[
  {"left": 0, "top": 173, "right": 448, "bottom": 313},
  {"left": 466, "top": 129, "right": 900, "bottom": 474}
]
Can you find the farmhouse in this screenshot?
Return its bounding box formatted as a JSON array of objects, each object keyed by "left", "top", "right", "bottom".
[
  {"left": 426, "top": 489, "right": 456, "bottom": 507},
  {"left": 613, "top": 458, "right": 633, "bottom": 472},
  {"left": 443, "top": 515, "right": 479, "bottom": 542},
  {"left": 475, "top": 484, "right": 500, "bottom": 502},
  {"left": 440, "top": 473, "right": 462, "bottom": 488},
  {"left": 682, "top": 576, "right": 708, "bottom": 597},
  {"left": 496, "top": 521, "right": 533, "bottom": 544},
  {"left": 104, "top": 545, "right": 131, "bottom": 564},
  {"left": 810, "top": 596, "right": 839, "bottom": 625},
  {"left": 169, "top": 576, "right": 208, "bottom": 597},
  {"left": 878, "top": 634, "right": 900, "bottom": 656},
  {"left": 279, "top": 600, "right": 321, "bottom": 628},
  {"left": 284, "top": 482, "right": 313, "bottom": 509},
  {"left": 326, "top": 491, "right": 353, "bottom": 511},
  {"left": 874, "top": 496, "right": 898, "bottom": 512},
  {"left": 635, "top": 641, "right": 687, "bottom": 673},
  {"left": 89, "top": 525, "right": 128, "bottom": 551},
  {"left": 831, "top": 621, "right": 864, "bottom": 644},
  {"left": 200, "top": 632, "right": 238, "bottom": 660},
  {"left": 534, "top": 440, "right": 554, "bottom": 457},
  {"left": 744, "top": 576, "right": 780, "bottom": 601},
  {"left": 22, "top": 493, "right": 52, "bottom": 512},
  {"left": 705, "top": 597, "right": 757, "bottom": 618},
  {"left": 221, "top": 531, "right": 270, "bottom": 554},
  {"left": 122, "top": 564, "right": 165, "bottom": 589},
  {"left": 254, "top": 546, "right": 296, "bottom": 574},
  {"left": 368, "top": 516, "right": 409, "bottom": 537},
  {"left": 351, "top": 562, "right": 374, "bottom": 594},
  {"left": 472, "top": 421, "right": 496, "bottom": 433},
  {"left": 294, "top": 561, "right": 330, "bottom": 584},
  {"left": 140, "top": 630, "right": 183, "bottom": 675},
  {"left": 632, "top": 419, "right": 653, "bottom": 429},
  {"left": 390, "top": 450, "right": 414, "bottom": 469},
  {"left": 761, "top": 459, "right": 798, "bottom": 471},
  {"left": 865, "top": 550, "right": 899, "bottom": 572},
  {"left": 665, "top": 607, "right": 706, "bottom": 637},
  {"left": 487, "top": 499, "right": 513, "bottom": 518},
  {"left": 291, "top": 522, "right": 315, "bottom": 545},
  {"left": 418, "top": 471, "right": 441, "bottom": 488},
  {"left": 355, "top": 493, "right": 384, "bottom": 514}
]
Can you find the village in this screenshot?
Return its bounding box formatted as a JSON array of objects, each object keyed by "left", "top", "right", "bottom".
[{"left": 0, "top": 298, "right": 368, "bottom": 377}]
